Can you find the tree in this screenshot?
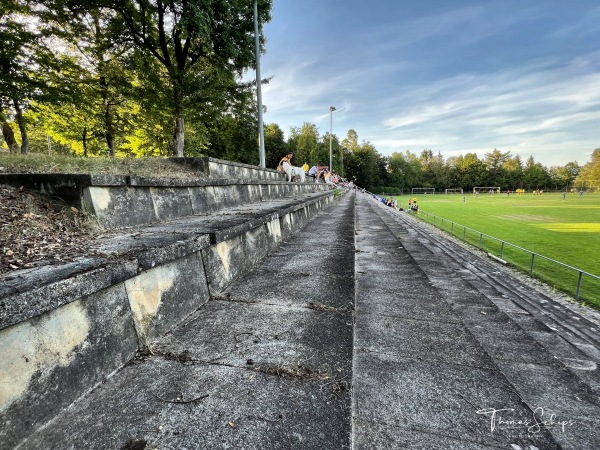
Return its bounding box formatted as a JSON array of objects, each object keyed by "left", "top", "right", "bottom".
[
  {"left": 288, "top": 122, "right": 319, "bottom": 166},
  {"left": 320, "top": 132, "right": 342, "bottom": 173},
  {"left": 35, "top": 4, "right": 142, "bottom": 157},
  {"left": 1, "top": 0, "right": 64, "bottom": 153},
  {"left": 345, "top": 140, "right": 380, "bottom": 190},
  {"left": 576, "top": 149, "right": 600, "bottom": 187},
  {"left": 523, "top": 155, "right": 550, "bottom": 189},
  {"left": 263, "top": 123, "right": 286, "bottom": 169},
  {"left": 484, "top": 148, "right": 511, "bottom": 186},
  {"left": 87, "top": 0, "right": 273, "bottom": 157},
  {"left": 0, "top": 109, "right": 19, "bottom": 151},
  {"left": 503, "top": 155, "right": 523, "bottom": 190},
  {"left": 420, "top": 149, "right": 445, "bottom": 190},
  {"left": 341, "top": 129, "right": 359, "bottom": 152},
  {"left": 457, "top": 153, "right": 487, "bottom": 190},
  {"left": 549, "top": 162, "right": 579, "bottom": 190}
]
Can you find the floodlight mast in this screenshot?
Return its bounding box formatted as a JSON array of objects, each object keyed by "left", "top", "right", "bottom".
[
  {"left": 329, "top": 106, "right": 336, "bottom": 171},
  {"left": 254, "top": 0, "right": 265, "bottom": 168}
]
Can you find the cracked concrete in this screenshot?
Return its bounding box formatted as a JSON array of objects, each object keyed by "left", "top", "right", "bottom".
[{"left": 6, "top": 191, "right": 600, "bottom": 449}]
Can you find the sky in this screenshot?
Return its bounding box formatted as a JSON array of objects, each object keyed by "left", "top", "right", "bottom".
[{"left": 253, "top": 0, "right": 600, "bottom": 167}]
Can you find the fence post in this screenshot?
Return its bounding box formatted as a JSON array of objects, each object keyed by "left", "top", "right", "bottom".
[
  {"left": 463, "top": 226, "right": 466, "bottom": 239},
  {"left": 530, "top": 254, "right": 535, "bottom": 276},
  {"left": 500, "top": 241, "right": 505, "bottom": 259},
  {"left": 576, "top": 272, "right": 583, "bottom": 300},
  {"left": 451, "top": 221, "right": 454, "bottom": 234},
  {"left": 479, "top": 233, "right": 483, "bottom": 249}
]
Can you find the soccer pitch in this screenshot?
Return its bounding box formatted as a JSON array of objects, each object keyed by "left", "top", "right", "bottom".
[{"left": 391, "top": 191, "right": 600, "bottom": 308}]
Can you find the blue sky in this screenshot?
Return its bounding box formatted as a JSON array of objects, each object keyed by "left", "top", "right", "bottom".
[{"left": 255, "top": 0, "right": 600, "bottom": 167}]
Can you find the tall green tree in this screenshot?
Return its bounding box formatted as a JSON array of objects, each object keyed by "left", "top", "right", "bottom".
[
  {"left": 503, "top": 155, "right": 524, "bottom": 190},
  {"left": 263, "top": 122, "right": 286, "bottom": 168},
  {"left": 341, "top": 129, "right": 359, "bottom": 152},
  {"left": 1, "top": 0, "right": 63, "bottom": 153},
  {"left": 575, "top": 149, "right": 600, "bottom": 188},
  {"left": 36, "top": 4, "right": 139, "bottom": 157},
  {"left": 456, "top": 153, "right": 487, "bottom": 190},
  {"left": 484, "top": 148, "right": 511, "bottom": 186},
  {"left": 88, "top": 0, "right": 273, "bottom": 157},
  {"left": 549, "top": 162, "right": 579, "bottom": 190},
  {"left": 288, "top": 122, "right": 319, "bottom": 166},
  {"left": 523, "top": 155, "right": 550, "bottom": 189}
]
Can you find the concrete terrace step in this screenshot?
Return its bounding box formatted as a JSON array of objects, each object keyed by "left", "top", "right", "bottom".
[
  {"left": 358, "top": 193, "right": 600, "bottom": 449},
  {"left": 7, "top": 192, "right": 357, "bottom": 450},
  {"left": 0, "top": 159, "right": 340, "bottom": 449},
  {"left": 0, "top": 157, "right": 329, "bottom": 230},
  {"left": 4, "top": 187, "right": 600, "bottom": 449}
]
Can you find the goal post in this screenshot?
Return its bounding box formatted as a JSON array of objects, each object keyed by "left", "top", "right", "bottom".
[
  {"left": 411, "top": 187, "right": 435, "bottom": 195},
  {"left": 473, "top": 186, "right": 501, "bottom": 194},
  {"left": 568, "top": 180, "right": 599, "bottom": 193},
  {"left": 444, "top": 188, "right": 463, "bottom": 194}
]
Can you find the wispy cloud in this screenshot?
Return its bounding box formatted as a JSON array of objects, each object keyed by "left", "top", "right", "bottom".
[{"left": 259, "top": 1, "right": 600, "bottom": 165}]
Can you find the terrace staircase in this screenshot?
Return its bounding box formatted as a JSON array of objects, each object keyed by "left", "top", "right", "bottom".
[{"left": 1, "top": 159, "right": 600, "bottom": 449}]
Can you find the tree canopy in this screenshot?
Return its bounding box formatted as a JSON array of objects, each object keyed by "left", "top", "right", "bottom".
[{"left": 1, "top": 0, "right": 272, "bottom": 157}]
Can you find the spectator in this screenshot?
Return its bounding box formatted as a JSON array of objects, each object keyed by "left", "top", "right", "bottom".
[
  {"left": 277, "top": 152, "right": 293, "bottom": 172},
  {"left": 278, "top": 152, "right": 305, "bottom": 182}
]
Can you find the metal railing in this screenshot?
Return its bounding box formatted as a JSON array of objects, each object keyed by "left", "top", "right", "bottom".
[{"left": 415, "top": 209, "right": 600, "bottom": 301}]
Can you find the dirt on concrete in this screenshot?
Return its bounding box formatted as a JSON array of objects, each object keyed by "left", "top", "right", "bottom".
[{"left": 0, "top": 185, "right": 102, "bottom": 275}]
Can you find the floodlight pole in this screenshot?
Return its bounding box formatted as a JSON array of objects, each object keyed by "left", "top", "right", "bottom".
[
  {"left": 329, "top": 106, "right": 336, "bottom": 171},
  {"left": 254, "top": 0, "right": 266, "bottom": 168}
]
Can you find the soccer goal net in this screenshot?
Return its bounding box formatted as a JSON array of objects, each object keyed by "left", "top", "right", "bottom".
[
  {"left": 411, "top": 187, "right": 435, "bottom": 195},
  {"left": 568, "top": 180, "right": 599, "bottom": 193},
  {"left": 473, "top": 186, "right": 500, "bottom": 194},
  {"left": 445, "top": 188, "right": 463, "bottom": 194}
]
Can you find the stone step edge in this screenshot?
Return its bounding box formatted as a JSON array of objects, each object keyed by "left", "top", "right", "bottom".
[{"left": 0, "top": 191, "right": 336, "bottom": 330}]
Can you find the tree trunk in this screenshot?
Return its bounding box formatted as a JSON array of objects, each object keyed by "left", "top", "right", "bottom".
[
  {"left": 173, "top": 116, "right": 185, "bottom": 157},
  {"left": 13, "top": 99, "right": 28, "bottom": 154},
  {"left": 106, "top": 132, "right": 115, "bottom": 158},
  {"left": 1, "top": 120, "right": 18, "bottom": 152},
  {"left": 172, "top": 82, "right": 185, "bottom": 157},
  {"left": 82, "top": 127, "right": 88, "bottom": 158}
]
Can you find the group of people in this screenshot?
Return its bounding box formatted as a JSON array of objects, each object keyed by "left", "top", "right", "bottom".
[
  {"left": 277, "top": 152, "right": 352, "bottom": 187},
  {"left": 371, "top": 194, "right": 419, "bottom": 213}
]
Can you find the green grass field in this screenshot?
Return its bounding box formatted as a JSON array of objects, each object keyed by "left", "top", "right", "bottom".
[{"left": 390, "top": 191, "right": 600, "bottom": 308}]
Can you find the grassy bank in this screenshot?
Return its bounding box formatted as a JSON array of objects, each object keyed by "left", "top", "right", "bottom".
[{"left": 0, "top": 153, "right": 204, "bottom": 179}]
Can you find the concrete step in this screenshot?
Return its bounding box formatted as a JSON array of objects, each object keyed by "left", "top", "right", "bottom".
[
  {"left": 0, "top": 158, "right": 329, "bottom": 230},
  {"left": 8, "top": 192, "right": 357, "bottom": 450},
  {"left": 5, "top": 190, "right": 600, "bottom": 449},
  {"left": 0, "top": 186, "right": 340, "bottom": 449},
  {"left": 358, "top": 194, "right": 600, "bottom": 449}
]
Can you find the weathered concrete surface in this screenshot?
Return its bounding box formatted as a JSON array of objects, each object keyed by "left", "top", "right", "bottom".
[
  {"left": 14, "top": 192, "right": 356, "bottom": 450},
  {"left": 0, "top": 283, "right": 138, "bottom": 449},
  {"left": 1, "top": 161, "right": 329, "bottom": 230},
  {"left": 0, "top": 192, "right": 332, "bottom": 330},
  {"left": 1, "top": 184, "right": 339, "bottom": 449},
  {"left": 125, "top": 251, "right": 210, "bottom": 349},
  {"left": 0, "top": 259, "right": 139, "bottom": 330},
  {"left": 359, "top": 193, "right": 600, "bottom": 449},
  {"left": 353, "top": 197, "right": 559, "bottom": 448},
  {"left": 6, "top": 187, "right": 600, "bottom": 449}
]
